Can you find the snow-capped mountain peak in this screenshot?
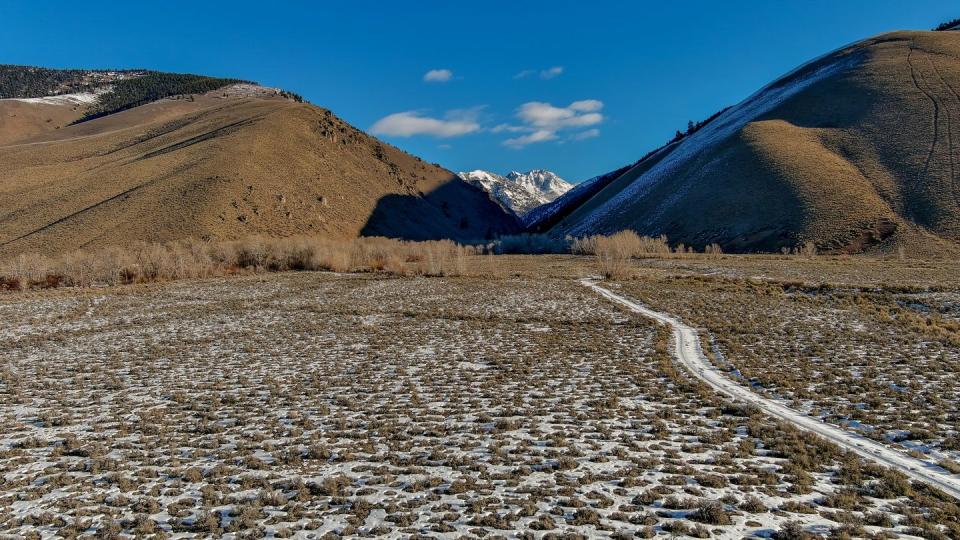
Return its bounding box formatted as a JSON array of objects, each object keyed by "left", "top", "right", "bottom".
[
  {"left": 504, "top": 169, "right": 572, "bottom": 200},
  {"left": 458, "top": 169, "right": 573, "bottom": 217}
]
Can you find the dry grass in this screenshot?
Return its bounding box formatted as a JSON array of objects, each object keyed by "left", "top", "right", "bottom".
[
  {"left": 572, "top": 231, "right": 670, "bottom": 278},
  {"left": 0, "top": 93, "right": 516, "bottom": 257},
  {"left": 0, "top": 236, "right": 476, "bottom": 290},
  {"left": 0, "top": 231, "right": 842, "bottom": 293}
]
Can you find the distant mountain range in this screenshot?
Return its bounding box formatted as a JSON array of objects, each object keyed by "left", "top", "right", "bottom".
[{"left": 458, "top": 169, "right": 573, "bottom": 218}]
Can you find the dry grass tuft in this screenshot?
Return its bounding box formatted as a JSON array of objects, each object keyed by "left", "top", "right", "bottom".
[
  {"left": 572, "top": 231, "right": 670, "bottom": 278},
  {"left": 0, "top": 236, "right": 476, "bottom": 291}
]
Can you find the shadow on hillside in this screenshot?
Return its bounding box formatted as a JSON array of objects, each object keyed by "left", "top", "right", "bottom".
[{"left": 360, "top": 175, "right": 521, "bottom": 243}]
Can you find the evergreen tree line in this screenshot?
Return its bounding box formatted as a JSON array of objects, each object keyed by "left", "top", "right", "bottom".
[
  {"left": 934, "top": 18, "right": 960, "bottom": 31},
  {"left": 79, "top": 73, "right": 251, "bottom": 122},
  {"left": 0, "top": 65, "right": 98, "bottom": 98}
]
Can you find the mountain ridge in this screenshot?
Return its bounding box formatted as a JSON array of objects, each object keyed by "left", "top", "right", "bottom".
[{"left": 458, "top": 169, "right": 572, "bottom": 217}]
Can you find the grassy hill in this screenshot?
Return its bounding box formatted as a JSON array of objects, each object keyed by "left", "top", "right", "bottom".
[
  {"left": 546, "top": 30, "right": 960, "bottom": 256},
  {"left": 0, "top": 82, "right": 518, "bottom": 256}
]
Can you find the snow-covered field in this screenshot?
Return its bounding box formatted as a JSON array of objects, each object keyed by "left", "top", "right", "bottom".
[
  {"left": 612, "top": 261, "right": 960, "bottom": 472},
  {"left": 1, "top": 268, "right": 958, "bottom": 538},
  {"left": 585, "top": 278, "right": 960, "bottom": 500}
]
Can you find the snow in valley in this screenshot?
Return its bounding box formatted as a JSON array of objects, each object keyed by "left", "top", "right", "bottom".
[{"left": 1, "top": 269, "right": 957, "bottom": 538}]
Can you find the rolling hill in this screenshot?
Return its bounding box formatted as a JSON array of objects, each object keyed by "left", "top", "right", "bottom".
[
  {"left": 543, "top": 30, "right": 960, "bottom": 255},
  {"left": 0, "top": 68, "right": 519, "bottom": 256}
]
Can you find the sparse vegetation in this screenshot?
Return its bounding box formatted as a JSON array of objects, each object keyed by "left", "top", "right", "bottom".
[
  {"left": 0, "top": 236, "right": 476, "bottom": 291},
  {"left": 668, "top": 106, "right": 731, "bottom": 144},
  {"left": 613, "top": 255, "right": 960, "bottom": 464},
  {"left": 1, "top": 258, "right": 957, "bottom": 537}
]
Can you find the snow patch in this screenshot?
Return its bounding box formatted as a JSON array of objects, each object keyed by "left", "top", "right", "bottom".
[{"left": 4, "top": 91, "right": 102, "bottom": 106}]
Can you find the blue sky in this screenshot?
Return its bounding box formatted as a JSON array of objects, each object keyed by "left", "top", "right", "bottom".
[{"left": 1, "top": 1, "right": 956, "bottom": 181}]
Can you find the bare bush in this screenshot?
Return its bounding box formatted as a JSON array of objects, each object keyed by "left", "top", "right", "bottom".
[
  {"left": 939, "top": 458, "right": 960, "bottom": 475},
  {"left": 798, "top": 241, "right": 818, "bottom": 257},
  {"left": 692, "top": 500, "right": 731, "bottom": 525},
  {"left": 704, "top": 243, "right": 723, "bottom": 258},
  {"left": 0, "top": 236, "right": 478, "bottom": 291},
  {"left": 571, "top": 231, "right": 670, "bottom": 278}
]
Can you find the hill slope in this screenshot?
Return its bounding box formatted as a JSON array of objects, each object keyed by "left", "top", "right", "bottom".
[
  {"left": 548, "top": 31, "right": 960, "bottom": 255},
  {"left": 0, "top": 77, "right": 518, "bottom": 256}
]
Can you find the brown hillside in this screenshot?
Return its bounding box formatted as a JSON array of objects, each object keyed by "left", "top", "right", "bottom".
[
  {"left": 551, "top": 31, "right": 960, "bottom": 255},
  {"left": 0, "top": 99, "right": 85, "bottom": 145},
  {"left": 0, "top": 91, "right": 518, "bottom": 256}
]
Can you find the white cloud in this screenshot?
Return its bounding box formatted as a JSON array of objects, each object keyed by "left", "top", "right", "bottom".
[
  {"left": 504, "top": 129, "right": 557, "bottom": 148},
  {"left": 572, "top": 128, "right": 600, "bottom": 141},
  {"left": 370, "top": 110, "right": 479, "bottom": 138},
  {"left": 445, "top": 105, "right": 486, "bottom": 122},
  {"left": 491, "top": 123, "right": 527, "bottom": 133},
  {"left": 502, "top": 99, "right": 604, "bottom": 148},
  {"left": 540, "top": 66, "right": 564, "bottom": 79},
  {"left": 514, "top": 66, "right": 564, "bottom": 80},
  {"left": 517, "top": 101, "right": 604, "bottom": 130},
  {"left": 569, "top": 99, "right": 603, "bottom": 112},
  {"left": 423, "top": 69, "right": 453, "bottom": 82}
]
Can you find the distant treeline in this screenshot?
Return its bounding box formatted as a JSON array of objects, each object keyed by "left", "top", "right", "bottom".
[
  {"left": 280, "top": 90, "right": 305, "bottom": 103},
  {"left": 934, "top": 18, "right": 960, "bottom": 31},
  {"left": 668, "top": 106, "right": 731, "bottom": 145},
  {"left": 0, "top": 65, "right": 259, "bottom": 122},
  {"left": 79, "top": 73, "right": 251, "bottom": 122},
  {"left": 0, "top": 64, "right": 106, "bottom": 98}
]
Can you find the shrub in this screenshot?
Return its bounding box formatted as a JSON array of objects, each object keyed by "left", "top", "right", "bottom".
[
  {"left": 572, "top": 231, "right": 670, "bottom": 278},
  {"left": 938, "top": 458, "right": 960, "bottom": 474},
  {"left": 0, "top": 235, "right": 480, "bottom": 292},
  {"left": 692, "top": 500, "right": 731, "bottom": 525},
  {"left": 774, "top": 521, "right": 812, "bottom": 540},
  {"left": 704, "top": 243, "right": 723, "bottom": 257}
]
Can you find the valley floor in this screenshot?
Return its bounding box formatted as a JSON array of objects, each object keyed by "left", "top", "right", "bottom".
[{"left": 1, "top": 257, "right": 960, "bottom": 538}]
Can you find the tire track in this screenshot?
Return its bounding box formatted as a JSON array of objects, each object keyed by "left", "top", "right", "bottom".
[
  {"left": 907, "top": 47, "right": 941, "bottom": 186},
  {"left": 582, "top": 278, "right": 960, "bottom": 502},
  {"left": 928, "top": 55, "right": 960, "bottom": 209}
]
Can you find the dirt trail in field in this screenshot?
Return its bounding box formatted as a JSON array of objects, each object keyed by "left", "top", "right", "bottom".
[{"left": 582, "top": 278, "right": 960, "bottom": 501}]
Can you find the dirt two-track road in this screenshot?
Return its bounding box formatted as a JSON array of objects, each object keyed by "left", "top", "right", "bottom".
[{"left": 582, "top": 278, "right": 960, "bottom": 502}]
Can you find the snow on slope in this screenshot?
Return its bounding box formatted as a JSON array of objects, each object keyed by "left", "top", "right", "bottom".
[
  {"left": 523, "top": 169, "right": 619, "bottom": 228},
  {"left": 505, "top": 170, "right": 572, "bottom": 201},
  {"left": 562, "top": 45, "right": 865, "bottom": 236},
  {"left": 458, "top": 169, "right": 572, "bottom": 217},
  {"left": 4, "top": 91, "right": 102, "bottom": 106}
]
